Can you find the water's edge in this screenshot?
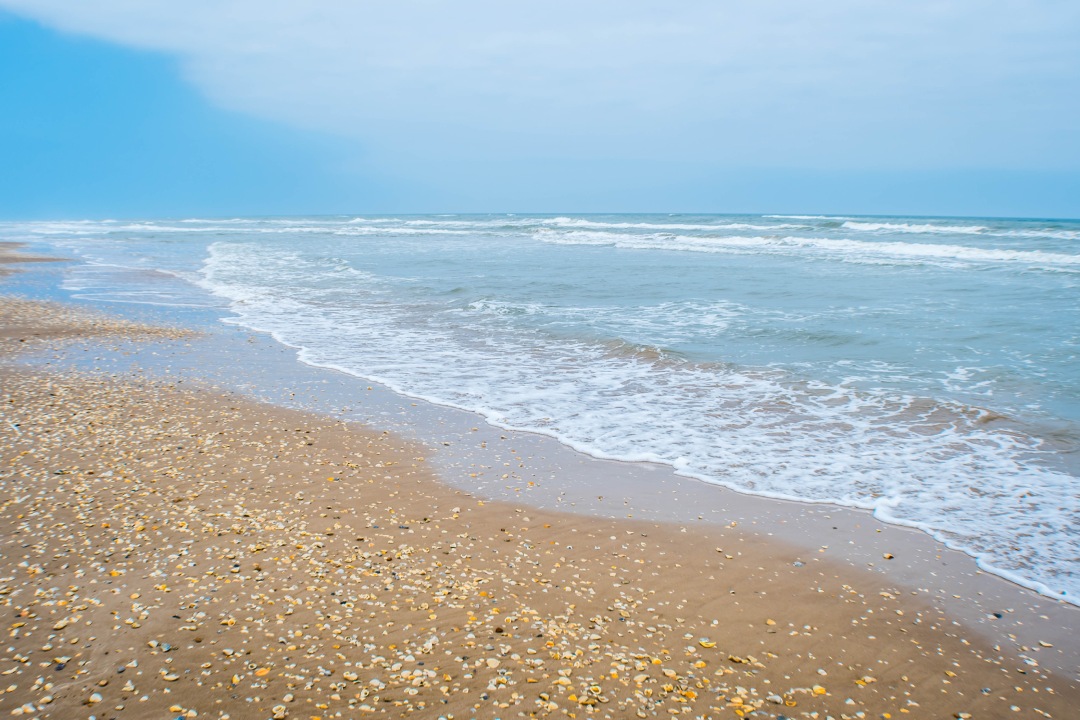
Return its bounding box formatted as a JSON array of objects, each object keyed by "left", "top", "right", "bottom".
[{"left": 5, "top": 253, "right": 1079, "bottom": 680}]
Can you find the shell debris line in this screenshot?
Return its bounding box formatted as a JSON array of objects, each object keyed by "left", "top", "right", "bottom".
[
  {"left": 0, "top": 296, "right": 193, "bottom": 358},
  {"left": 1, "top": 295, "right": 1077, "bottom": 719},
  {"left": 0, "top": 244, "right": 64, "bottom": 281}
]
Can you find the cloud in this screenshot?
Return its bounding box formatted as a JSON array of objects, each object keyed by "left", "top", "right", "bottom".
[{"left": 3, "top": 0, "right": 1079, "bottom": 175}]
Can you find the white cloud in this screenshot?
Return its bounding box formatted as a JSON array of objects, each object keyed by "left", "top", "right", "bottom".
[{"left": 4, "top": 0, "right": 1079, "bottom": 172}]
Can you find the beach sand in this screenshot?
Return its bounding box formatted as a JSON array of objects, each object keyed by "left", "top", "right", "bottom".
[{"left": 1, "top": 247, "right": 1077, "bottom": 719}]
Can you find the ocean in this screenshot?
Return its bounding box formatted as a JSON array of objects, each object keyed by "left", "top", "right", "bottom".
[{"left": 4, "top": 213, "right": 1078, "bottom": 602}]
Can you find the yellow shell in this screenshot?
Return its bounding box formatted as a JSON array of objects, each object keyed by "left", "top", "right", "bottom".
[{"left": 698, "top": 639, "right": 716, "bottom": 648}]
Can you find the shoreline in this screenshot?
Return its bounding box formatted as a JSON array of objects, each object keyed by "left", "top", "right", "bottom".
[
  {"left": 2, "top": 245, "right": 1079, "bottom": 718},
  {"left": 8, "top": 238, "right": 1077, "bottom": 609},
  {"left": 211, "top": 338, "right": 1077, "bottom": 606},
  {"left": 5, "top": 242, "right": 1079, "bottom": 662}
]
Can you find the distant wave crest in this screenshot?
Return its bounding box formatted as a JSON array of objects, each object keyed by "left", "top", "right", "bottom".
[{"left": 534, "top": 229, "right": 1080, "bottom": 266}]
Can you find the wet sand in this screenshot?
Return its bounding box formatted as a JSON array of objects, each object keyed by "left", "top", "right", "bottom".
[
  {"left": 1, "top": 249, "right": 1078, "bottom": 719},
  {"left": 0, "top": 243, "right": 61, "bottom": 276}
]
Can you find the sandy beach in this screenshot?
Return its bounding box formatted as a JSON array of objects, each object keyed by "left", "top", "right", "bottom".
[{"left": 2, "top": 245, "right": 1078, "bottom": 719}]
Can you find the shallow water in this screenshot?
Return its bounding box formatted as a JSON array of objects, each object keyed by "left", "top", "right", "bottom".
[{"left": 4, "top": 212, "right": 1078, "bottom": 602}]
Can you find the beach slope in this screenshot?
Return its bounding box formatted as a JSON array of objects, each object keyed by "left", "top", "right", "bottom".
[{"left": 0, "top": 256, "right": 1076, "bottom": 718}]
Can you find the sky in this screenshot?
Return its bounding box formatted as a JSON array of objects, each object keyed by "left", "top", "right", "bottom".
[{"left": 1, "top": 1, "right": 1079, "bottom": 218}]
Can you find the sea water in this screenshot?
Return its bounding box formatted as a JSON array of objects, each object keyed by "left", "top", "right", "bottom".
[{"left": 4, "top": 213, "right": 1078, "bottom": 602}]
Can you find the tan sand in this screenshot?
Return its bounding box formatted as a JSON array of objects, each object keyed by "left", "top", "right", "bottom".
[
  {"left": 0, "top": 261, "right": 1077, "bottom": 718},
  {"left": 0, "top": 295, "right": 192, "bottom": 355}
]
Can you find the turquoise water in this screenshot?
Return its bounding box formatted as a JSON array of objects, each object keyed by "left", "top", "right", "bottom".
[{"left": 5, "top": 213, "right": 1078, "bottom": 601}]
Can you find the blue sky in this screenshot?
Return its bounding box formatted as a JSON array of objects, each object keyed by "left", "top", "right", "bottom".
[
  {"left": 0, "top": 15, "right": 371, "bottom": 217},
  {"left": 1, "top": 2, "right": 1078, "bottom": 218}
]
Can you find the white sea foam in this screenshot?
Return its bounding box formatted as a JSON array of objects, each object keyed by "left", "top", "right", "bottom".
[
  {"left": 456, "top": 298, "right": 743, "bottom": 344},
  {"left": 1002, "top": 228, "right": 1080, "bottom": 240},
  {"left": 338, "top": 226, "right": 475, "bottom": 236},
  {"left": 60, "top": 261, "right": 223, "bottom": 308},
  {"left": 763, "top": 218, "right": 1078, "bottom": 240},
  {"left": 534, "top": 229, "right": 1080, "bottom": 266},
  {"left": 842, "top": 220, "right": 989, "bottom": 234},
  {"left": 539, "top": 217, "right": 808, "bottom": 232},
  {"left": 764, "top": 214, "right": 853, "bottom": 220}
]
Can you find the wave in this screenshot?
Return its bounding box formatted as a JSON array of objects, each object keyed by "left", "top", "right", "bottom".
[
  {"left": 757, "top": 218, "right": 1080, "bottom": 241},
  {"left": 9, "top": 217, "right": 1078, "bottom": 248},
  {"left": 354, "top": 216, "right": 811, "bottom": 233},
  {"left": 454, "top": 298, "right": 743, "bottom": 344},
  {"left": 334, "top": 226, "right": 474, "bottom": 236},
  {"left": 539, "top": 217, "right": 808, "bottom": 232},
  {"left": 842, "top": 220, "right": 989, "bottom": 235},
  {"left": 764, "top": 214, "right": 853, "bottom": 220},
  {"left": 534, "top": 229, "right": 1080, "bottom": 266},
  {"left": 1002, "top": 228, "right": 1080, "bottom": 241}
]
